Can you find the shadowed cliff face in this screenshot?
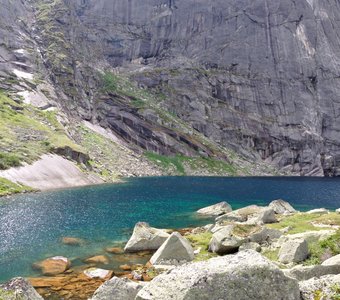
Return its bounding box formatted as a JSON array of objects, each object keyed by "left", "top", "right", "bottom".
[{"left": 1, "top": 0, "right": 340, "bottom": 175}]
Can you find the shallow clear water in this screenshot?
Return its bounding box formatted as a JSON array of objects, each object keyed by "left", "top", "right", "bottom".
[{"left": 1, "top": 176, "right": 340, "bottom": 282}]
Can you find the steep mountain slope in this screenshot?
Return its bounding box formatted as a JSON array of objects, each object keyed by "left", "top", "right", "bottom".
[{"left": 1, "top": 0, "right": 340, "bottom": 185}]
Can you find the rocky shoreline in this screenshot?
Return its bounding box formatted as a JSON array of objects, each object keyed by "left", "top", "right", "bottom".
[{"left": 2, "top": 200, "right": 340, "bottom": 299}]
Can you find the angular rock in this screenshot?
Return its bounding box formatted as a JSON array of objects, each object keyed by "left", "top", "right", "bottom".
[
  {"left": 91, "top": 277, "right": 145, "bottom": 300},
  {"left": 197, "top": 202, "right": 232, "bottom": 216},
  {"left": 239, "top": 242, "right": 261, "bottom": 252},
  {"left": 321, "top": 254, "right": 340, "bottom": 266},
  {"left": 306, "top": 208, "right": 329, "bottom": 214},
  {"left": 150, "top": 232, "right": 194, "bottom": 265},
  {"left": 124, "top": 222, "right": 170, "bottom": 253},
  {"left": 33, "top": 256, "right": 70, "bottom": 276},
  {"left": 0, "top": 277, "right": 43, "bottom": 300},
  {"left": 299, "top": 274, "right": 340, "bottom": 300},
  {"left": 283, "top": 264, "right": 340, "bottom": 281},
  {"left": 215, "top": 211, "right": 247, "bottom": 224},
  {"left": 234, "top": 205, "right": 264, "bottom": 218},
  {"left": 278, "top": 238, "right": 309, "bottom": 264},
  {"left": 136, "top": 250, "right": 300, "bottom": 300},
  {"left": 249, "top": 227, "right": 282, "bottom": 244},
  {"left": 208, "top": 225, "right": 247, "bottom": 254},
  {"left": 247, "top": 207, "right": 277, "bottom": 225},
  {"left": 269, "top": 199, "right": 297, "bottom": 214}
]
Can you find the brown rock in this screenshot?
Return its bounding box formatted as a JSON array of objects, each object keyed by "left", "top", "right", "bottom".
[
  {"left": 105, "top": 247, "right": 123, "bottom": 254},
  {"left": 119, "top": 264, "right": 132, "bottom": 271},
  {"left": 62, "top": 237, "right": 84, "bottom": 246},
  {"left": 33, "top": 256, "right": 70, "bottom": 276},
  {"left": 84, "top": 255, "right": 110, "bottom": 265}
]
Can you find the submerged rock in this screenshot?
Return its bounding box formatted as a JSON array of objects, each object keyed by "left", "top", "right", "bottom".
[
  {"left": 269, "top": 199, "right": 297, "bottom": 214},
  {"left": 61, "top": 237, "right": 85, "bottom": 246},
  {"left": 197, "top": 202, "right": 232, "bottom": 216},
  {"left": 136, "top": 250, "right": 300, "bottom": 300},
  {"left": 299, "top": 274, "right": 340, "bottom": 300},
  {"left": 91, "top": 277, "right": 145, "bottom": 300},
  {"left": 105, "top": 247, "right": 123, "bottom": 254},
  {"left": 85, "top": 255, "right": 110, "bottom": 265},
  {"left": 32, "top": 256, "right": 70, "bottom": 276},
  {"left": 150, "top": 232, "right": 194, "bottom": 265},
  {"left": 0, "top": 277, "right": 43, "bottom": 300},
  {"left": 278, "top": 238, "right": 309, "bottom": 264},
  {"left": 124, "top": 222, "right": 170, "bottom": 253}
]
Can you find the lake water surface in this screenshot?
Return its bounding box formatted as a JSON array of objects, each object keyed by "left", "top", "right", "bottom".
[{"left": 1, "top": 176, "right": 340, "bottom": 282}]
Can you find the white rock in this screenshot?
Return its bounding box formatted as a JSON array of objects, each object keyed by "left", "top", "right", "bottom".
[
  {"left": 197, "top": 201, "right": 232, "bottom": 216},
  {"left": 136, "top": 250, "right": 300, "bottom": 300},
  {"left": 278, "top": 238, "right": 309, "bottom": 264},
  {"left": 124, "top": 222, "right": 170, "bottom": 252},
  {"left": 283, "top": 264, "right": 340, "bottom": 281},
  {"left": 269, "top": 199, "right": 297, "bottom": 214},
  {"left": 247, "top": 207, "right": 277, "bottom": 224},
  {"left": 322, "top": 254, "right": 340, "bottom": 266},
  {"left": 336, "top": 208, "right": 340, "bottom": 214},
  {"left": 278, "top": 230, "right": 335, "bottom": 245},
  {"left": 84, "top": 268, "right": 112, "bottom": 279},
  {"left": 0, "top": 277, "right": 43, "bottom": 300},
  {"left": 306, "top": 208, "right": 329, "bottom": 214},
  {"left": 215, "top": 211, "right": 247, "bottom": 223},
  {"left": 150, "top": 232, "right": 194, "bottom": 265}
]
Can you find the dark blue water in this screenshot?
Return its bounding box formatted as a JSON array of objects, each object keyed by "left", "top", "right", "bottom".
[{"left": 1, "top": 176, "right": 340, "bottom": 282}]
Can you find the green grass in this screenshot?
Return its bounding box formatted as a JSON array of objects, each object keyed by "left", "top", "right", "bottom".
[
  {"left": 0, "top": 90, "right": 83, "bottom": 169},
  {"left": 145, "top": 151, "right": 237, "bottom": 176},
  {"left": 232, "top": 224, "right": 261, "bottom": 237},
  {"left": 262, "top": 249, "right": 280, "bottom": 262},
  {"left": 304, "top": 230, "right": 340, "bottom": 265},
  {"left": 0, "top": 177, "right": 34, "bottom": 197},
  {"left": 267, "top": 212, "right": 340, "bottom": 234},
  {"left": 186, "top": 232, "right": 217, "bottom": 261}
]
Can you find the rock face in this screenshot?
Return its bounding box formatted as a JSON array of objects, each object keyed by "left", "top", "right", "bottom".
[
  {"left": 208, "top": 225, "right": 246, "bottom": 254},
  {"left": 91, "top": 277, "right": 145, "bottom": 300},
  {"left": 136, "top": 250, "right": 300, "bottom": 300},
  {"left": 33, "top": 256, "right": 70, "bottom": 276},
  {"left": 197, "top": 202, "right": 232, "bottom": 216},
  {"left": 124, "top": 222, "right": 170, "bottom": 252},
  {"left": 2, "top": 0, "right": 340, "bottom": 176},
  {"left": 150, "top": 232, "right": 194, "bottom": 265},
  {"left": 299, "top": 274, "right": 340, "bottom": 300},
  {"left": 278, "top": 238, "right": 309, "bottom": 264},
  {"left": 269, "top": 200, "right": 297, "bottom": 214},
  {"left": 0, "top": 277, "right": 43, "bottom": 300}
]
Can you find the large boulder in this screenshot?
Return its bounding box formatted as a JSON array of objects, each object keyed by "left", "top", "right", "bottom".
[
  {"left": 215, "top": 211, "right": 247, "bottom": 223},
  {"left": 197, "top": 202, "right": 232, "bottom": 216},
  {"left": 239, "top": 242, "right": 261, "bottom": 252},
  {"left": 249, "top": 227, "right": 282, "bottom": 244},
  {"left": 283, "top": 264, "right": 340, "bottom": 281},
  {"left": 208, "top": 225, "right": 246, "bottom": 254},
  {"left": 278, "top": 238, "right": 309, "bottom": 264},
  {"left": 269, "top": 199, "right": 296, "bottom": 214},
  {"left": 124, "top": 222, "right": 170, "bottom": 252},
  {"left": 91, "top": 277, "right": 145, "bottom": 300},
  {"left": 136, "top": 250, "right": 300, "bottom": 300},
  {"left": 299, "top": 274, "right": 340, "bottom": 300},
  {"left": 150, "top": 232, "right": 194, "bottom": 265},
  {"left": 32, "top": 256, "right": 70, "bottom": 276},
  {"left": 0, "top": 278, "right": 43, "bottom": 300},
  {"left": 247, "top": 207, "right": 277, "bottom": 225}
]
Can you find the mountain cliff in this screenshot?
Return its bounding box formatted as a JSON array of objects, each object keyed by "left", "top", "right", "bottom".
[{"left": 1, "top": 0, "right": 340, "bottom": 183}]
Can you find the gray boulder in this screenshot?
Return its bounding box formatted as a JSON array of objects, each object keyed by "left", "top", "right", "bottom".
[
  {"left": 299, "top": 274, "right": 340, "bottom": 300},
  {"left": 239, "top": 242, "right": 261, "bottom": 252},
  {"left": 278, "top": 230, "right": 335, "bottom": 245},
  {"left": 283, "top": 264, "right": 340, "bottom": 281},
  {"left": 0, "top": 278, "right": 43, "bottom": 300},
  {"left": 278, "top": 238, "right": 309, "bottom": 264},
  {"left": 197, "top": 202, "right": 232, "bottom": 216},
  {"left": 124, "top": 222, "right": 170, "bottom": 252},
  {"left": 247, "top": 207, "right": 277, "bottom": 225},
  {"left": 249, "top": 227, "right": 282, "bottom": 244},
  {"left": 269, "top": 199, "right": 297, "bottom": 214},
  {"left": 208, "top": 225, "right": 246, "bottom": 254},
  {"left": 215, "top": 211, "right": 247, "bottom": 223},
  {"left": 91, "top": 277, "right": 145, "bottom": 300},
  {"left": 322, "top": 254, "right": 340, "bottom": 266},
  {"left": 136, "top": 250, "right": 300, "bottom": 300},
  {"left": 306, "top": 208, "right": 329, "bottom": 214},
  {"left": 150, "top": 232, "right": 194, "bottom": 265}
]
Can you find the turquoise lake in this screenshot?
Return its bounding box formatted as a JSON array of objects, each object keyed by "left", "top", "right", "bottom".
[{"left": 1, "top": 176, "right": 340, "bottom": 282}]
